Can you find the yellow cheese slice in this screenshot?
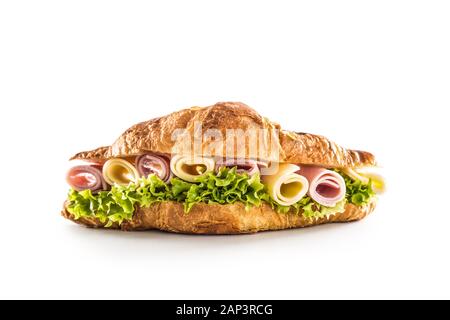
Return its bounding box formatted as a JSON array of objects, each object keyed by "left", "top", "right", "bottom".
[
  {"left": 102, "top": 158, "right": 139, "bottom": 186},
  {"left": 170, "top": 155, "right": 215, "bottom": 182},
  {"left": 342, "top": 167, "right": 386, "bottom": 194},
  {"left": 262, "top": 163, "right": 309, "bottom": 206}
]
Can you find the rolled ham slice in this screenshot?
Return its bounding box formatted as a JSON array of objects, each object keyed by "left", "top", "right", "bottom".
[
  {"left": 136, "top": 154, "right": 172, "bottom": 182},
  {"left": 297, "top": 166, "right": 346, "bottom": 207},
  {"left": 215, "top": 159, "right": 268, "bottom": 175},
  {"left": 66, "top": 164, "right": 108, "bottom": 192}
]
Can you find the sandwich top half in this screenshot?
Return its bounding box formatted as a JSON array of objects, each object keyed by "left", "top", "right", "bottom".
[
  {"left": 71, "top": 101, "right": 376, "bottom": 167},
  {"left": 65, "top": 102, "right": 384, "bottom": 226}
]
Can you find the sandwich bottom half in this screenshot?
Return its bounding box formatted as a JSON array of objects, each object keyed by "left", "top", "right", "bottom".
[{"left": 61, "top": 200, "right": 377, "bottom": 234}]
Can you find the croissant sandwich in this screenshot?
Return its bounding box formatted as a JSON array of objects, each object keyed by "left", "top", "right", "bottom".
[{"left": 62, "top": 102, "right": 384, "bottom": 234}]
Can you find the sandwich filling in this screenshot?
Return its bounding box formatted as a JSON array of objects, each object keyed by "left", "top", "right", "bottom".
[{"left": 66, "top": 153, "right": 383, "bottom": 227}]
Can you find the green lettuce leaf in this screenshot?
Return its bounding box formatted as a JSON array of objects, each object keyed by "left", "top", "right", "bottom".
[
  {"left": 263, "top": 195, "right": 346, "bottom": 219},
  {"left": 66, "top": 175, "right": 173, "bottom": 227},
  {"left": 171, "top": 167, "right": 267, "bottom": 212},
  {"left": 337, "top": 170, "right": 377, "bottom": 206}
]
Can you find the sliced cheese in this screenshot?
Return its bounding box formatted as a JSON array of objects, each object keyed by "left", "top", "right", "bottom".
[
  {"left": 342, "top": 167, "right": 386, "bottom": 194},
  {"left": 262, "top": 163, "right": 309, "bottom": 206},
  {"left": 170, "top": 155, "right": 215, "bottom": 182},
  {"left": 102, "top": 158, "right": 139, "bottom": 186}
]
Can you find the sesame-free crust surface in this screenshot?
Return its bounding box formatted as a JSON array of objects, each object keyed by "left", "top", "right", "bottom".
[
  {"left": 71, "top": 102, "right": 376, "bottom": 168},
  {"left": 62, "top": 200, "right": 376, "bottom": 234}
]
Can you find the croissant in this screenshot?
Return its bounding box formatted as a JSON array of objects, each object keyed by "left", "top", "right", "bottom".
[{"left": 62, "top": 102, "right": 383, "bottom": 234}]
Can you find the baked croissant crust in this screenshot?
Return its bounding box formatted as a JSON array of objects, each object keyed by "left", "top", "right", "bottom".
[
  {"left": 62, "top": 200, "right": 376, "bottom": 234},
  {"left": 70, "top": 102, "right": 376, "bottom": 168}
]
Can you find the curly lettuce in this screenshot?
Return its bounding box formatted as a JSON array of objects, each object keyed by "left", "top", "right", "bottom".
[
  {"left": 262, "top": 195, "right": 347, "bottom": 219},
  {"left": 170, "top": 167, "right": 266, "bottom": 212},
  {"left": 67, "top": 175, "right": 173, "bottom": 227},
  {"left": 66, "top": 167, "right": 376, "bottom": 226},
  {"left": 338, "top": 170, "right": 376, "bottom": 206}
]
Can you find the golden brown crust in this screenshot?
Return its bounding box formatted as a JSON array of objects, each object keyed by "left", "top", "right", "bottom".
[
  {"left": 280, "top": 132, "right": 375, "bottom": 168},
  {"left": 61, "top": 200, "right": 376, "bottom": 234},
  {"left": 70, "top": 102, "right": 376, "bottom": 168},
  {"left": 70, "top": 146, "right": 111, "bottom": 161}
]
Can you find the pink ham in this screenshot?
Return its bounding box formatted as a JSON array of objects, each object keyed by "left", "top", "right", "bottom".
[
  {"left": 136, "top": 154, "right": 172, "bottom": 182},
  {"left": 66, "top": 164, "right": 108, "bottom": 192},
  {"left": 215, "top": 159, "right": 268, "bottom": 175},
  {"left": 297, "top": 166, "right": 346, "bottom": 207}
]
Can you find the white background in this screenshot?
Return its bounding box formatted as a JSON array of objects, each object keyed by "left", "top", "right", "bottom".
[{"left": 1, "top": 1, "right": 449, "bottom": 299}]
